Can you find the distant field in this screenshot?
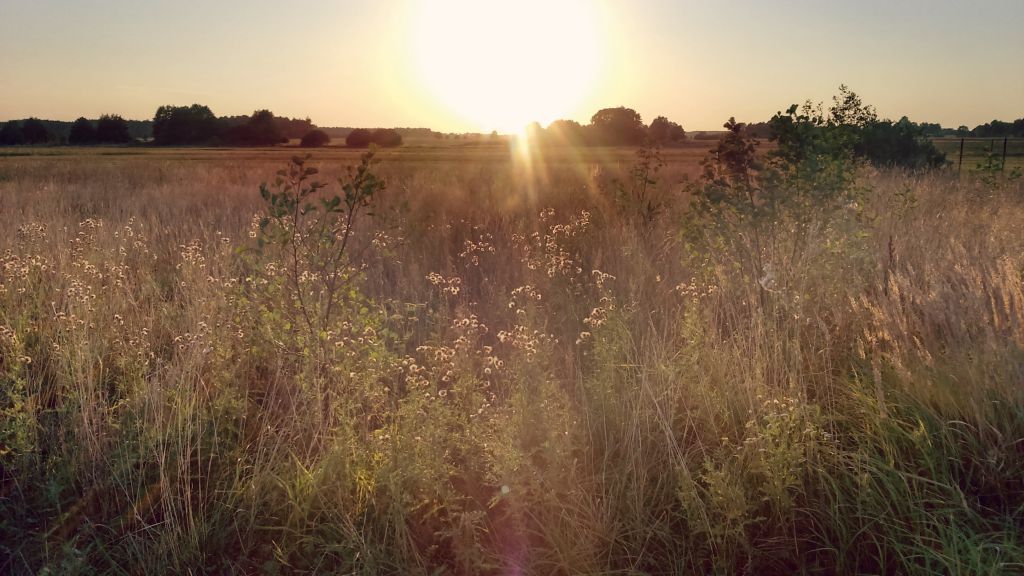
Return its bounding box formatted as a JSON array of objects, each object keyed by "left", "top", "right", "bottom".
[
  {"left": 0, "top": 140, "right": 717, "bottom": 166},
  {"left": 933, "top": 137, "right": 1024, "bottom": 171},
  {"left": 3, "top": 137, "right": 1018, "bottom": 173}
]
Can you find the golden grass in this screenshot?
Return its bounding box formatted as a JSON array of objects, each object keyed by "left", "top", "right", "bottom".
[{"left": 0, "top": 147, "right": 1022, "bottom": 574}]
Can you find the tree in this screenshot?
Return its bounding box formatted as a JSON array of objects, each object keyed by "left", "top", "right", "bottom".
[
  {"left": 0, "top": 121, "right": 24, "bottom": 145},
  {"left": 770, "top": 86, "right": 944, "bottom": 177},
  {"left": 590, "top": 107, "right": 646, "bottom": 146},
  {"left": 222, "top": 110, "right": 284, "bottom": 146},
  {"left": 829, "top": 85, "right": 877, "bottom": 128},
  {"left": 346, "top": 128, "right": 373, "bottom": 148},
  {"left": 523, "top": 121, "right": 545, "bottom": 142},
  {"left": 96, "top": 114, "right": 133, "bottom": 143},
  {"left": 300, "top": 129, "right": 331, "bottom": 148},
  {"left": 917, "top": 122, "right": 945, "bottom": 137},
  {"left": 275, "top": 116, "right": 316, "bottom": 139},
  {"left": 69, "top": 117, "right": 97, "bottom": 145},
  {"left": 546, "top": 119, "right": 587, "bottom": 145},
  {"left": 153, "top": 104, "right": 219, "bottom": 145},
  {"left": 745, "top": 121, "right": 773, "bottom": 139},
  {"left": 21, "top": 118, "right": 51, "bottom": 145},
  {"left": 648, "top": 116, "right": 686, "bottom": 144},
  {"left": 855, "top": 117, "right": 945, "bottom": 169},
  {"left": 702, "top": 118, "right": 759, "bottom": 194},
  {"left": 246, "top": 109, "right": 284, "bottom": 145}
]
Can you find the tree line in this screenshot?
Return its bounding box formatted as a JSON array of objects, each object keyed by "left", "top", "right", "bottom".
[
  {"left": 151, "top": 105, "right": 405, "bottom": 148},
  {"left": 525, "top": 107, "right": 687, "bottom": 147},
  {"left": 742, "top": 116, "right": 1024, "bottom": 140},
  {"left": 152, "top": 105, "right": 318, "bottom": 146},
  {"left": 3, "top": 103, "right": 1021, "bottom": 148},
  {"left": 0, "top": 116, "right": 145, "bottom": 145}
]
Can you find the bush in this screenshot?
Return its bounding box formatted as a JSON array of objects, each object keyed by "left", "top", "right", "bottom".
[
  {"left": 345, "top": 128, "right": 403, "bottom": 148},
  {"left": 346, "top": 128, "right": 373, "bottom": 148},
  {"left": 300, "top": 129, "right": 330, "bottom": 148},
  {"left": 371, "top": 128, "right": 403, "bottom": 148}
]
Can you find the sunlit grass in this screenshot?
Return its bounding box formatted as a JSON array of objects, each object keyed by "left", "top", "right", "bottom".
[{"left": 0, "top": 148, "right": 1022, "bottom": 574}]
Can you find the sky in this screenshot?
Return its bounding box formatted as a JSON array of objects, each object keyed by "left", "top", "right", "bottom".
[{"left": 1, "top": 0, "right": 1021, "bottom": 132}]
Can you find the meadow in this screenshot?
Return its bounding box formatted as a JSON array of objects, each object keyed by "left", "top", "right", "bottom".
[{"left": 1, "top": 142, "right": 1023, "bottom": 574}]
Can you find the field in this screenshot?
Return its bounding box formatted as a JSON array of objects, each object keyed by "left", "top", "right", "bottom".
[
  {"left": 932, "top": 138, "right": 1024, "bottom": 172},
  {"left": 1, "top": 143, "right": 1023, "bottom": 574}
]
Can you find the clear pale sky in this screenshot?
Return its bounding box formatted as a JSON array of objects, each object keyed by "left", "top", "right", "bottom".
[{"left": 1, "top": 0, "right": 1021, "bottom": 132}]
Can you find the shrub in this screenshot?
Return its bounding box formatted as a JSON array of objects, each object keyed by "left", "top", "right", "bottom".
[
  {"left": 299, "top": 129, "right": 330, "bottom": 148},
  {"left": 371, "top": 128, "right": 403, "bottom": 148},
  {"left": 346, "top": 128, "right": 373, "bottom": 148},
  {"left": 251, "top": 151, "right": 385, "bottom": 349},
  {"left": 346, "top": 128, "right": 403, "bottom": 148}
]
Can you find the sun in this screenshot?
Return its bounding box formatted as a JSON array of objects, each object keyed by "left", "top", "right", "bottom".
[{"left": 410, "top": 0, "right": 603, "bottom": 134}]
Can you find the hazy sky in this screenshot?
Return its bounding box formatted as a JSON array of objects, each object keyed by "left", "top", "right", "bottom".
[{"left": 1, "top": 0, "right": 1021, "bottom": 132}]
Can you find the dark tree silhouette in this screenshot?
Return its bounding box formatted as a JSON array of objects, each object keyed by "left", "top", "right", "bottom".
[
  {"left": 0, "top": 121, "right": 24, "bottom": 145},
  {"left": 276, "top": 117, "right": 315, "bottom": 139},
  {"left": 590, "top": 107, "right": 646, "bottom": 146},
  {"left": 21, "top": 118, "right": 52, "bottom": 145},
  {"left": 69, "top": 117, "right": 97, "bottom": 145},
  {"left": 300, "top": 129, "right": 331, "bottom": 148},
  {"left": 648, "top": 116, "right": 686, "bottom": 144},
  {"left": 704, "top": 117, "right": 759, "bottom": 188},
  {"left": 246, "top": 109, "right": 285, "bottom": 145},
  {"left": 972, "top": 119, "right": 1024, "bottom": 138},
  {"left": 96, "top": 114, "right": 133, "bottom": 143},
  {"left": 153, "top": 104, "right": 219, "bottom": 145},
  {"left": 855, "top": 117, "right": 945, "bottom": 169}
]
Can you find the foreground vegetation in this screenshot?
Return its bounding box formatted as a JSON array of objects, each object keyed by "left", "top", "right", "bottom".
[{"left": 1, "top": 122, "right": 1023, "bottom": 574}]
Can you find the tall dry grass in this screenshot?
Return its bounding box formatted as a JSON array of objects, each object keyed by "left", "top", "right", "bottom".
[{"left": 0, "top": 151, "right": 1022, "bottom": 574}]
